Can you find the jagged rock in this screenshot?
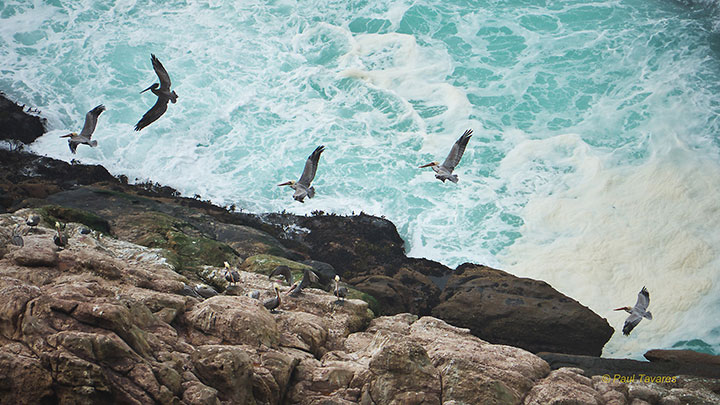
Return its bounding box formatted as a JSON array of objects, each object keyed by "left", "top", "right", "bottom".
[
  {"left": 185, "top": 295, "right": 279, "bottom": 346},
  {"left": 433, "top": 263, "right": 613, "bottom": 356},
  {"left": 0, "top": 343, "right": 54, "bottom": 404},
  {"left": 524, "top": 367, "right": 604, "bottom": 405},
  {"left": 191, "top": 345, "right": 255, "bottom": 404},
  {"left": 0, "top": 93, "right": 45, "bottom": 145}
]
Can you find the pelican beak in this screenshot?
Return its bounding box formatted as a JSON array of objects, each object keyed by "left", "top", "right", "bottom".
[
  {"left": 140, "top": 84, "right": 154, "bottom": 94},
  {"left": 613, "top": 307, "right": 627, "bottom": 311},
  {"left": 277, "top": 181, "right": 293, "bottom": 187},
  {"left": 419, "top": 162, "right": 437, "bottom": 168},
  {"left": 60, "top": 132, "right": 76, "bottom": 138}
]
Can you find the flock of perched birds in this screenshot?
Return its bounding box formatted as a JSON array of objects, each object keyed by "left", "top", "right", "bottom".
[{"left": 51, "top": 53, "right": 653, "bottom": 335}]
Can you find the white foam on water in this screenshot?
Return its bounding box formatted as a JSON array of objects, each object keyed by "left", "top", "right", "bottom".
[{"left": 498, "top": 132, "right": 720, "bottom": 357}]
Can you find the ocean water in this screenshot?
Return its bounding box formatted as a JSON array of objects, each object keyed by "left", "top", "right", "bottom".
[{"left": 2, "top": 0, "right": 719, "bottom": 359}]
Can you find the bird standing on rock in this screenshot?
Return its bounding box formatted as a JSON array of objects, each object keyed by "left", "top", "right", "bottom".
[
  {"left": 224, "top": 262, "right": 240, "bottom": 285},
  {"left": 614, "top": 286, "right": 653, "bottom": 336},
  {"left": 334, "top": 275, "right": 348, "bottom": 303},
  {"left": 53, "top": 222, "right": 68, "bottom": 248},
  {"left": 263, "top": 284, "right": 281, "bottom": 312},
  {"left": 26, "top": 215, "right": 40, "bottom": 227}
]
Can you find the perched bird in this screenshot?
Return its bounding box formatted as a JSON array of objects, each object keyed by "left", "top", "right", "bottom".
[
  {"left": 135, "top": 54, "right": 178, "bottom": 131},
  {"left": 263, "top": 284, "right": 281, "bottom": 312},
  {"left": 615, "top": 286, "right": 653, "bottom": 336},
  {"left": 53, "top": 222, "right": 68, "bottom": 248},
  {"left": 269, "top": 265, "right": 294, "bottom": 286},
  {"left": 419, "top": 129, "right": 473, "bottom": 183},
  {"left": 180, "top": 283, "right": 203, "bottom": 299},
  {"left": 194, "top": 284, "right": 218, "bottom": 299},
  {"left": 11, "top": 225, "right": 24, "bottom": 247},
  {"left": 334, "top": 275, "right": 348, "bottom": 302},
  {"left": 288, "top": 268, "right": 319, "bottom": 297},
  {"left": 26, "top": 215, "right": 40, "bottom": 227},
  {"left": 224, "top": 262, "right": 240, "bottom": 285},
  {"left": 60, "top": 105, "right": 106, "bottom": 154},
  {"left": 278, "top": 145, "right": 325, "bottom": 202}
]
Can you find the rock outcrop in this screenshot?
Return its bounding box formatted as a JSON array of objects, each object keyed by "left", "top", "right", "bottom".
[{"left": 432, "top": 263, "right": 614, "bottom": 356}]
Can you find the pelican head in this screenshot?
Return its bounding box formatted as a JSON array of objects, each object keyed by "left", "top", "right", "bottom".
[
  {"left": 419, "top": 161, "right": 439, "bottom": 168},
  {"left": 60, "top": 132, "right": 78, "bottom": 138},
  {"left": 614, "top": 306, "right": 632, "bottom": 313},
  {"left": 278, "top": 180, "right": 296, "bottom": 187},
  {"left": 54, "top": 221, "right": 61, "bottom": 230},
  {"left": 224, "top": 261, "right": 230, "bottom": 269},
  {"left": 335, "top": 275, "right": 340, "bottom": 282},
  {"left": 141, "top": 83, "right": 159, "bottom": 94}
]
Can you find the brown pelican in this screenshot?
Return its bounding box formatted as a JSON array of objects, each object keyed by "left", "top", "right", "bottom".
[
  {"left": 614, "top": 286, "right": 653, "bottom": 336},
  {"left": 269, "top": 265, "right": 294, "bottom": 286},
  {"left": 135, "top": 54, "right": 178, "bottom": 131},
  {"left": 278, "top": 145, "right": 325, "bottom": 202},
  {"left": 53, "top": 222, "right": 68, "bottom": 248},
  {"left": 60, "top": 105, "right": 105, "bottom": 154},
  {"left": 419, "top": 129, "right": 473, "bottom": 183},
  {"left": 334, "top": 275, "right": 348, "bottom": 302},
  {"left": 287, "top": 268, "right": 319, "bottom": 296},
  {"left": 224, "top": 262, "right": 240, "bottom": 285},
  {"left": 26, "top": 214, "right": 40, "bottom": 227},
  {"left": 11, "top": 225, "right": 24, "bottom": 247},
  {"left": 263, "top": 284, "right": 281, "bottom": 312}
]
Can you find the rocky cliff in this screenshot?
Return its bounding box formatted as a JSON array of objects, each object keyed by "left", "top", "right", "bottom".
[{"left": 2, "top": 93, "right": 719, "bottom": 404}]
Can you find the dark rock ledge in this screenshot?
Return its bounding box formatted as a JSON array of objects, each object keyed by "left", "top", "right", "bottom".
[{"left": 2, "top": 92, "right": 718, "bottom": 404}]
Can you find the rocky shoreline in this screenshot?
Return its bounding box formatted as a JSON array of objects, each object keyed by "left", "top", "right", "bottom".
[{"left": 2, "top": 92, "right": 719, "bottom": 404}]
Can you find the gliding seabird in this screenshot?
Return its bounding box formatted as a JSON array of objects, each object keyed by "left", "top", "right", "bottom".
[
  {"left": 135, "top": 54, "right": 178, "bottom": 131},
  {"left": 60, "top": 105, "right": 105, "bottom": 154},
  {"left": 614, "top": 286, "right": 653, "bottom": 336},
  {"left": 278, "top": 145, "right": 325, "bottom": 202},
  {"left": 419, "top": 129, "right": 473, "bottom": 183}
]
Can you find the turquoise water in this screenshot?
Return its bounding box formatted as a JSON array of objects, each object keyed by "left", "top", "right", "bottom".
[{"left": 2, "top": 0, "right": 719, "bottom": 359}]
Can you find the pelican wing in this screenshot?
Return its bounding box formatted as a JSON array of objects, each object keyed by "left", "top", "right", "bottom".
[
  {"left": 79, "top": 105, "right": 106, "bottom": 138},
  {"left": 298, "top": 145, "right": 325, "bottom": 187},
  {"left": 269, "top": 265, "right": 294, "bottom": 285},
  {"left": 441, "top": 129, "right": 473, "bottom": 171},
  {"left": 151, "top": 54, "right": 172, "bottom": 91},
  {"left": 134, "top": 97, "right": 169, "bottom": 131},
  {"left": 633, "top": 286, "right": 650, "bottom": 312},
  {"left": 68, "top": 140, "right": 79, "bottom": 154},
  {"left": 622, "top": 312, "right": 643, "bottom": 336},
  {"left": 304, "top": 269, "right": 319, "bottom": 284}
]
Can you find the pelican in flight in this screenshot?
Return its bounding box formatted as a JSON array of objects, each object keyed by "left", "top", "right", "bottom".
[
  {"left": 224, "top": 262, "right": 240, "bottom": 286},
  {"left": 135, "top": 54, "right": 178, "bottom": 131},
  {"left": 614, "top": 286, "right": 653, "bottom": 336},
  {"left": 269, "top": 265, "right": 293, "bottom": 286},
  {"left": 334, "top": 275, "right": 348, "bottom": 302},
  {"left": 263, "top": 284, "right": 281, "bottom": 313},
  {"left": 287, "top": 268, "right": 319, "bottom": 297},
  {"left": 419, "top": 129, "right": 473, "bottom": 183},
  {"left": 278, "top": 145, "right": 325, "bottom": 202},
  {"left": 60, "top": 105, "right": 105, "bottom": 154}
]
